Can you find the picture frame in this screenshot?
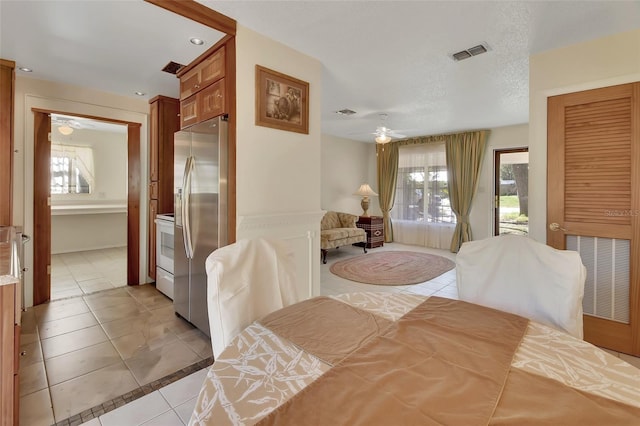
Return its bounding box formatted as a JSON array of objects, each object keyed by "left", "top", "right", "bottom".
[{"left": 255, "top": 65, "right": 309, "bottom": 134}]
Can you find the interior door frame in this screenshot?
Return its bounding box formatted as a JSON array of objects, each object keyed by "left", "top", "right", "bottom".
[
  {"left": 32, "top": 108, "right": 141, "bottom": 305},
  {"left": 493, "top": 147, "right": 528, "bottom": 236}
]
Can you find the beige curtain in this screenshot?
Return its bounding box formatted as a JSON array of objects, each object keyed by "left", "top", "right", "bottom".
[
  {"left": 376, "top": 142, "right": 398, "bottom": 242},
  {"left": 445, "top": 130, "right": 488, "bottom": 252}
]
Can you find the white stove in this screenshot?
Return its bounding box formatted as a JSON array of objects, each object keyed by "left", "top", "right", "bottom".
[{"left": 155, "top": 214, "right": 174, "bottom": 299}]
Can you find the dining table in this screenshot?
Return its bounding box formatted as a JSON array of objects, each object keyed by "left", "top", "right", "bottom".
[{"left": 188, "top": 292, "right": 640, "bottom": 425}]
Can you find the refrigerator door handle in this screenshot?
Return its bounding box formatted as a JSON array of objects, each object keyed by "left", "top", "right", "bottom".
[{"left": 183, "top": 156, "right": 195, "bottom": 259}]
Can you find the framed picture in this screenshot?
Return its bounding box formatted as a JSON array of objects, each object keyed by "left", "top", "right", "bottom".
[{"left": 255, "top": 65, "right": 309, "bottom": 134}]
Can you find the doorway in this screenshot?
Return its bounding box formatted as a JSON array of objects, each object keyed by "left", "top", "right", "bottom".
[
  {"left": 547, "top": 82, "right": 639, "bottom": 356},
  {"left": 494, "top": 148, "right": 529, "bottom": 236},
  {"left": 49, "top": 114, "right": 129, "bottom": 300},
  {"left": 33, "top": 110, "right": 142, "bottom": 305}
]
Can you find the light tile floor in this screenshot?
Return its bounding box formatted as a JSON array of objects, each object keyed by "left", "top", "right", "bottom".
[
  {"left": 51, "top": 247, "right": 127, "bottom": 300},
  {"left": 19, "top": 284, "right": 212, "bottom": 425},
  {"left": 23, "top": 242, "right": 640, "bottom": 425}
]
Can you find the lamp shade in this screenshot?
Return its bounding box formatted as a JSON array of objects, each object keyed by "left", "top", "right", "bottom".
[{"left": 353, "top": 184, "right": 378, "bottom": 197}]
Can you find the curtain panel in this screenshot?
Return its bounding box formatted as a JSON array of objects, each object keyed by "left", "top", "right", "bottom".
[
  {"left": 446, "top": 130, "right": 489, "bottom": 252},
  {"left": 376, "top": 143, "right": 398, "bottom": 242}
]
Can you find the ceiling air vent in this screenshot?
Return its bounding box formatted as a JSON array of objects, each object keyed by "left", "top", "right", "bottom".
[
  {"left": 335, "top": 109, "right": 357, "bottom": 116},
  {"left": 162, "top": 61, "right": 185, "bottom": 75},
  {"left": 451, "top": 43, "right": 490, "bottom": 61}
]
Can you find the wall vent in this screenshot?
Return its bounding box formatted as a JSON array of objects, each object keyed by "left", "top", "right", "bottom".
[
  {"left": 162, "top": 61, "right": 185, "bottom": 75},
  {"left": 451, "top": 43, "right": 490, "bottom": 61}
]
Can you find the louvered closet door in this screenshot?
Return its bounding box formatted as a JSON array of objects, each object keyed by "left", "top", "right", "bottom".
[{"left": 547, "top": 82, "right": 640, "bottom": 355}]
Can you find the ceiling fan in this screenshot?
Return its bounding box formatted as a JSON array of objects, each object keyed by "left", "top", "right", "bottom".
[
  {"left": 51, "top": 115, "right": 94, "bottom": 135},
  {"left": 372, "top": 113, "right": 405, "bottom": 144}
]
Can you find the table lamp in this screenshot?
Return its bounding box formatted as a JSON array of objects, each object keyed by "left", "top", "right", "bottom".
[{"left": 353, "top": 184, "right": 378, "bottom": 217}]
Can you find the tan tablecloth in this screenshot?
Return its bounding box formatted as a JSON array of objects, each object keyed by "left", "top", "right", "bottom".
[{"left": 189, "top": 292, "right": 640, "bottom": 425}]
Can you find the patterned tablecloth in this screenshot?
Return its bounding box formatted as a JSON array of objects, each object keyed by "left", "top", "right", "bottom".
[{"left": 189, "top": 292, "right": 640, "bottom": 425}]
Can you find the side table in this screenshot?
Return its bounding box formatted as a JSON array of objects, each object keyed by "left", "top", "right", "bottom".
[{"left": 355, "top": 216, "right": 384, "bottom": 249}]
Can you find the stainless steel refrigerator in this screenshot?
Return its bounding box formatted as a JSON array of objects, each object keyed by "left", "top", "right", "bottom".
[{"left": 174, "top": 116, "right": 228, "bottom": 336}]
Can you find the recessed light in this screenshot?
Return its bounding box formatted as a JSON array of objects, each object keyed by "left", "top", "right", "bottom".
[
  {"left": 190, "top": 37, "right": 205, "bottom": 46},
  {"left": 18, "top": 67, "right": 32, "bottom": 72},
  {"left": 134, "top": 91, "right": 146, "bottom": 96}
]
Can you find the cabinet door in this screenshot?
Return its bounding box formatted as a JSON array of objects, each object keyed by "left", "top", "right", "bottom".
[
  {"left": 179, "top": 47, "right": 226, "bottom": 100},
  {"left": 198, "top": 79, "right": 226, "bottom": 122},
  {"left": 200, "top": 47, "right": 225, "bottom": 87},
  {"left": 180, "top": 95, "right": 198, "bottom": 129},
  {"left": 148, "top": 200, "right": 158, "bottom": 280}
]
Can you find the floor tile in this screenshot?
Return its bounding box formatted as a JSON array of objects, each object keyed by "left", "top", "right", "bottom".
[
  {"left": 91, "top": 299, "right": 148, "bottom": 324},
  {"left": 19, "top": 388, "right": 55, "bottom": 426},
  {"left": 83, "top": 287, "right": 133, "bottom": 311},
  {"left": 19, "top": 340, "right": 43, "bottom": 367},
  {"left": 177, "top": 329, "right": 213, "bottom": 359},
  {"left": 51, "top": 286, "right": 84, "bottom": 299},
  {"left": 125, "top": 340, "right": 201, "bottom": 386},
  {"left": 100, "top": 310, "right": 162, "bottom": 340},
  {"left": 141, "top": 409, "right": 185, "bottom": 426},
  {"left": 111, "top": 324, "right": 178, "bottom": 360},
  {"left": 159, "top": 368, "right": 208, "bottom": 408},
  {"left": 79, "top": 418, "right": 101, "bottom": 426},
  {"left": 99, "top": 391, "right": 170, "bottom": 426},
  {"left": 50, "top": 361, "right": 139, "bottom": 422},
  {"left": 174, "top": 396, "right": 197, "bottom": 424},
  {"left": 45, "top": 341, "right": 121, "bottom": 386},
  {"left": 41, "top": 325, "right": 109, "bottom": 359},
  {"left": 78, "top": 277, "right": 116, "bottom": 294},
  {"left": 38, "top": 311, "right": 98, "bottom": 339},
  {"left": 20, "top": 361, "right": 48, "bottom": 396},
  {"left": 35, "top": 298, "right": 90, "bottom": 324}
]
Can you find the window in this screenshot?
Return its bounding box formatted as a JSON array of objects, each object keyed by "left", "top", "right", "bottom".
[
  {"left": 50, "top": 144, "right": 94, "bottom": 194},
  {"left": 391, "top": 143, "right": 455, "bottom": 223}
]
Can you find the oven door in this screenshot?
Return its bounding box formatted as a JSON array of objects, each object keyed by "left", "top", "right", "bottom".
[{"left": 155, "top": 218, "right": 174, "bottom": 274}]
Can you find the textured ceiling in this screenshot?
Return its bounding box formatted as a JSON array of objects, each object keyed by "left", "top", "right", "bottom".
[{"left": 2, "top": 1, "right": 639, "bottom": 142}]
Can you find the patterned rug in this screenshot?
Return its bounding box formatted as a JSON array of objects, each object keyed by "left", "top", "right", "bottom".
[{"left": 330, "top": 251, "right": 455, "bottom": 286}]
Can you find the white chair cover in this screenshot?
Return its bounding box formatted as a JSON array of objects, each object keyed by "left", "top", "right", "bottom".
[
  {"left": 206, "top": 237, "right": 301, "bottom": 358},
  {"left": 456, "top": 235, "right": 587, "bottom": 339}
]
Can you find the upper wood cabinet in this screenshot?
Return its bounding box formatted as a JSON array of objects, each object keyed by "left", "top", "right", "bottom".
[
  {"left": 0, "top": 59, "right": 15, "bottom": 226},
  {"left": 179, "top": 47, "right": 225, "bottom": 100}
]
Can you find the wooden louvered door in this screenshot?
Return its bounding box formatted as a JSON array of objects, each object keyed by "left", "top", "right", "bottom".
[{"left": 547, "top": 82, "right": 640, "bottom": 355}]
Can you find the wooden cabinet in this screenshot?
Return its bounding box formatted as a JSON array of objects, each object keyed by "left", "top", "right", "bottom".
[
  {"left": 178, "top": 45, "right": 227, "bottom": 129},
  {"left": 0, "top": 59, "right": 15, "bottom": 226},
  {"left": 1, "top": 283, "right": 19, "bottom": 426},
  {"left": 180, "top": 79, "right": 226, "bottom": 128},
  {"left": 148, "top": 96, "right": 179, "bottom": 280},
  {"left": 179, "top": 47, "right": 225, "bottom": 100},
  {"left": 356, "top": 216, "right": 384, "bottom": 249}
]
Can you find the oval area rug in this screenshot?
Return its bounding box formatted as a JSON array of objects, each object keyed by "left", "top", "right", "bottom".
[{"left": 330, "top": 251, "right": 455, "bottom": 286}]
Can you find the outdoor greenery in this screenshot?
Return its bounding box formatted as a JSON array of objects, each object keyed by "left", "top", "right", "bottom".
[{"left": 499, "top": 195, "right": 520, "bottom": 208}]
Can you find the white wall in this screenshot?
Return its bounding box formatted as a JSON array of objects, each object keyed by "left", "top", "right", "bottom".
[
  {"left": 529, "top": 29, "right": 640, "bottom": 243},
  {"left": 51, "top": 127, "right": 128, "bottom": 253},
  {"left": 321, "top": 134, "right": 380, "bottom": 216},
  {"left": 470, "top": 124, "right": 529, "bottom": 240},
  {"left": 13, "top": 76, "right": 149, "bottom": 306},
  {"left": 51, "top": 128, "right": 128, "bottom": 203},
  {"left": 235, "top": 25, "right": 324, "bottom": 298}
]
